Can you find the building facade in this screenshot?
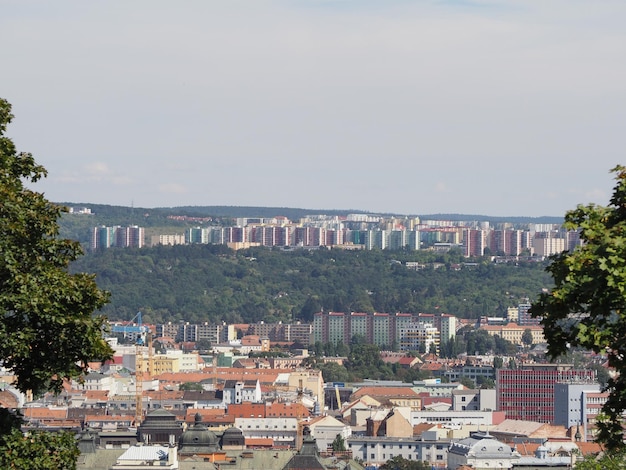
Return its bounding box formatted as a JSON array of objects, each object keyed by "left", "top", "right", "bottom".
[{"left": 497, "top": 365, "right": 596, "bottom": 422}]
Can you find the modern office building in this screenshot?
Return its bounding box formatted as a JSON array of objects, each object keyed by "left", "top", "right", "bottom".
[
  {"left": 497, "top": 364, "right": 596, "bottom": 423},
  {"left": 553, "top": 381, "right": 602, "bottom": 430}
]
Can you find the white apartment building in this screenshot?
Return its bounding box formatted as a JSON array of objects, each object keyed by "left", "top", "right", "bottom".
[{"left": 234, "top": 417, "right": 298, "bottom": 447}]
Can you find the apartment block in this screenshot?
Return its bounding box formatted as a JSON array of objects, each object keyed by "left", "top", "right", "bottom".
[
  {"left": 91, "top": 225, "right": 145, "bottom": 250},
  {"left": 313, "top": 311, "right": 457, "bottom": 350},
  {"left": 156, "top": 322, "right": 236, "bottom": 344},
  {"left": 517, "top": 302, "right": 541, "bottom": 326},
  {"left": 248, "top": 322, "right": 312, "bottom": 344}
]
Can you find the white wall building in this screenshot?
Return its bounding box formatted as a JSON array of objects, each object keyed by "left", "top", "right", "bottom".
[{"left": 234, "top": 417, "right": 298, "bottom": 447}]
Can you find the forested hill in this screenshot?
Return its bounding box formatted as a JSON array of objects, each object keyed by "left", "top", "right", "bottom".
[{"left": 70, "top": 245, "right": 553, "bottom": 325}]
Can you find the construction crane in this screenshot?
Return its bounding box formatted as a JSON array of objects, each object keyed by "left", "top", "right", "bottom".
[
  {"left": 112, "top": 312, "right": 152, "bottom": 426},
  {"left": 110, "top": 311, "right": 149, "bottom": 341}
]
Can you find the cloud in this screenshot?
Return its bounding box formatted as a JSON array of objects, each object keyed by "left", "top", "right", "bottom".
[
  {"left": 50, "top": 161, "right": 132, "bottom": 186},
  {"left": 4, "top": 1, "right": 626, "bottom": 216},
  {"left": 158, "top": 183, "right": 188, "bottom": 195},
  {"left": 435, "top": 182, "right": 449, "bottom": 193},
  {"left": 85, "top": 162, "right": 111, "bottom": 176}
]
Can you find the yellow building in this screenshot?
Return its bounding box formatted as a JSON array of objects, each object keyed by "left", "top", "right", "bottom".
[
  {"left": 481, "top": 323, "right": 544, "bottom": 345},
  {"left": 137, "top": 354, "right": 180, "bottom": 375}
]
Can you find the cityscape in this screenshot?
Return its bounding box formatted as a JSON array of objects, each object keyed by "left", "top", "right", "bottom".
[
  {"left": 0, "top": 206, "right": 609, "bottom": 469},
  {"left": 89, "top": 211, "right": 577, "bottom": 259},
  {"left": 2, "top": 298, "right": 606, "bottom": 469},
  {"left": 3, "top": 0, "right": 626, "bottom": 467}
]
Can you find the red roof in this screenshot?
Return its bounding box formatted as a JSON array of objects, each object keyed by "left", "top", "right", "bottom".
[
  {"left": 245, "top": 438, "right": 274, "bottom": 448},
  {"left": 352, "top": 386, "right": 420, "bottom": 400}
]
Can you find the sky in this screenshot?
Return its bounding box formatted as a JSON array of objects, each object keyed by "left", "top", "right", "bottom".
[{"left": 2, "top": 1, "right": 625, "bottom": 217}]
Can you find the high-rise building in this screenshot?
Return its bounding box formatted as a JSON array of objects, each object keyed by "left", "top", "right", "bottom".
[
  {"left": 553, "top": 381, "right": 602, "bottom": 432},
  {"left": 533, "top": 232, "right": 566, "bottom": 257},
  {"left": 497, "top": 365, "right": 596, "bottom": 423},
  {"left": 399, "top": 322, "right": 439, "bottom": 353},
  {"left": 312, "top": 311, "right": 455, "bottom": 350},
  {"left": 91, "top": 225, "right": 116, "bottom": 250},
  {"left": 463, "top": 228, "right": 487, "bottom": 257},
  {"left": 91, "top": 225, "right": 144, "bottom": 250},
  {"left": 517, "top": 302, "right": 540, "bottom": 326},
  {"left": 490, "top": 229, "right": 524, "bottom": 256},
  {"left": 185, "top": 227, "right": 210, "bottom": 244},
  {"left": 439, "top": 314, "right": 457, "bottom": 344}
]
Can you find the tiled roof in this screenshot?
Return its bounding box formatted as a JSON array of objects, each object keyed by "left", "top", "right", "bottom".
[
  {"left": 0, "top": 390, "right": 19, "bottom": 409},
  {"left": 352, "top": 386, "right": 420, "bottom": 400},
  {"left": 23, "top": 408, "right": 68, "bottom": 419}
]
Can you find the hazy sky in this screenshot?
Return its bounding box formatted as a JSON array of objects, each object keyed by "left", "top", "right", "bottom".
[{"left": 2, "top": 1, "right": 625, "bottom": 217}]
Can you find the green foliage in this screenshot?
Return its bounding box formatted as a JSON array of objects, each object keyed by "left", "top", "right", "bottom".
[
  {"left": 379, "top": 455, "right": 430, "bottom": 470},
  {"left": 521, "top": 328, "right": 534, "bottom": 346},
  {"left": 459, "top": 377, "right": 476, "bottom": 389},
  {"left": 179, "top": 382, "right": 204, "bottom": 391},
  {"left": 530, "top": 166, "right": 626, "bottom": 450},
  {"left": 0, "top": 429, "right": 80, "bottom": 470},
  {"left": 445, "top": 326, "right": 517, "bottom": 357},
  {"left": 574, "top": 450, "right": 626, "bottom": 469},
  {"left": 316, "top": 362, "right": 354, "bottom": 383},
  {"left": 0, "top": 98, "right": 113, "bottom": 467},
  {"left": 194, "top": 338, "right": 212, "bottom": 352},
  {"left": 331, "top": 433, "right": 346, "bottom": 452},
  {"left": 70, "top": 243, "right": 552, "bottom": 324}
]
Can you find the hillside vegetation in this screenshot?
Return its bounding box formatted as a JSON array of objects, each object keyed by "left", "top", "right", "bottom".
[{"left": 70, "top": 244, "right": 553, "bottom": 325}]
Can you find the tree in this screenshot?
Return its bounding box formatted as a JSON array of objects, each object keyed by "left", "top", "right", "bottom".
[
  {"left": 0, "top": 429, "right": 80, "bottom": 470},
  {"left": 574, "top": 450, "right": 626, "bottom": 469},
  {"left": 179, "top": 382, "right": 204, "bottom": 391},
  {"left": 530, "top": 166, "right": 626, "bottom": 451},
  {"left": 331, "top": 433, "right": 346, "bottom": 452},
  {"left": 521, "top": 328, "right": 534, "bottom": 347},
  {"left": 459, "top": 377, "right": 476, "bottom": 389},
  {"left": 379, "top": 455, "right": 430, "bottom": 470},
  {"left": 195, "top": 338, "right": 212, "bottom": 352},
  {"left": 0, "top": 98, "right": 113, "bottom": 467}
]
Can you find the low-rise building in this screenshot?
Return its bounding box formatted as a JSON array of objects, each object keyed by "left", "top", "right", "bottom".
[
  {"left": 347, "top": 432, "right": 450, "bottom": 468},
  {"left": 448, "top": 431, "right": 519, "bottom": 469}
]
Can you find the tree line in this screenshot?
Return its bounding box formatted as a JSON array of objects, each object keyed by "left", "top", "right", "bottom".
[{"left": 69, "top": 243, "right": 554, "bottom": 325}]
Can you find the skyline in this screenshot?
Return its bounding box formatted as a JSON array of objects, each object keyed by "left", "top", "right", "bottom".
[{"left": 2, "top": 1, "right": 625, "bottom": 217}]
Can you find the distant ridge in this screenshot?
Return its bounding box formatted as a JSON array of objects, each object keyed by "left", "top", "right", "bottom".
[
  {"left": 58, "top": 203, "right": 563, "bottom": 224},
  {"left": 418, "top": 214, "right": 564, "bottom": 224}
]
